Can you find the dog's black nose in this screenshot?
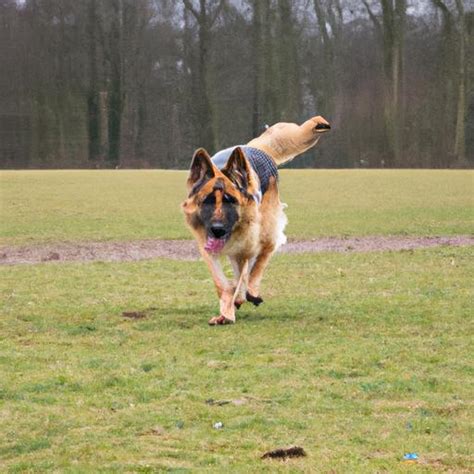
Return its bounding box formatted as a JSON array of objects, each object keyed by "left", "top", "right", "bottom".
[{"left": 210, "top": 223, "right": 226, "bottom": 239}]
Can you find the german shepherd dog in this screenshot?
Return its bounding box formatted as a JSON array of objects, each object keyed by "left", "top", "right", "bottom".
[{"left": 182, "top": 116, "right": 330, "bottom": 325}]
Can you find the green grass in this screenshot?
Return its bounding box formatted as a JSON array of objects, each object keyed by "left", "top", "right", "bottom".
[
  {"left": 1, "top": 247, "right": 473, "bottom": 471},
  {"left": 1, "top": 170, "right": 472, "bottom": 245},
  {"left": 1, "top": 169, "right": 472, "bottom": 470}
]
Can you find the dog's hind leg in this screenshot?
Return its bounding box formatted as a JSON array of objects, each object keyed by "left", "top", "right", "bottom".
[
  {"left": 246, "top": 177, "right": 287, "bottom": 306},
  {"left": 246, "top": 245, "right": 274, "bottom": 306}
]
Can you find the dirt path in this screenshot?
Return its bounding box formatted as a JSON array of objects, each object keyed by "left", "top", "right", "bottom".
[{"left": 1, "top": 236, "right": 472, "bottom": 265}]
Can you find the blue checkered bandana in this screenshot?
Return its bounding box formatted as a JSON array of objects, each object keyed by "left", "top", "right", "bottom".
[{"left": 211, "top": 146, "right": 278, "bottom": 202}]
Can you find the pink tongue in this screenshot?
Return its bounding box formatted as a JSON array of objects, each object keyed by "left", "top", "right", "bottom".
[{"left": 205, "top": 236, "right": 226, "bottom": 254}]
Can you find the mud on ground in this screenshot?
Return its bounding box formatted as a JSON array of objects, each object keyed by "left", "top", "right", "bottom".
[{"left": 1, "top": 236, "right": 472, "bottom": 266}]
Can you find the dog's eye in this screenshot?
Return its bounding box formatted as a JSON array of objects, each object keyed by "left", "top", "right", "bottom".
[
  {"left": 203, "top": 194, "right": 216, "bottom": 205},
  {"left": 223, "top": 193, "right": 237, "bottom": 204}
]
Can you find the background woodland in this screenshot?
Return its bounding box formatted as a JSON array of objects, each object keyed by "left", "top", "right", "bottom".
[{"left": 1, "top": 0, "right": 472, "bottom": 169}]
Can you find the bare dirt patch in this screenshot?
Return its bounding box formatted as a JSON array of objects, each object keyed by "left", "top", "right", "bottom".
[
  {"left": 0, "top": 236, "right": 472, "bottom": 266},
  {"left": 121, "top": 307, "right": 158, "bottom": 319},
  {"left": 261, "top": 446, "right": 307, "bottom": 459},
  {"left": 122, "top": 311, "right": 148, "bottom": 320}
]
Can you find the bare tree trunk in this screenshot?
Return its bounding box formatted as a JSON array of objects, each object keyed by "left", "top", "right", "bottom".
[
  {"left": 87, "top": 0, "right": 101, "bottom": 166},
  {"left": 276, "top": 0, "right": 301, "bottom": 121},
  {"left": 135, "top": 87, "right": 147, "bottom": 163},
  {"left": 432, "top": 0, "right": 467, "bottom": 165},
  {"left": 262, "top": 0, "right": 278, "bottom": 124},
  {"left": 364, "top": 0, "right": 406, "bottom": 167},
  {"left": 197, "top": 2, "right": 214, "bottom": 151},
  {"left": 107, "top": 0, "right": 123, "bottom": 168},
  {"left": 312, "top": 0, "right": 338, "bottom": 115},
  {"left": 183, "top": 0, "right": 224, "bottom": 152},
  {"left": 432, "top": 0, "right": 455, "bottom": 167},
  {"left": 251, "top": 0, "right": 263, "bottom": 137},
  {"left": 392, "top": 0, "right": 405, "bottom": 166},
  {"left": 99, "top": 91, "right": 108, "bottom": 165},
  {"left": 453, "top": 0, "right": 466, "bottom": 163}
]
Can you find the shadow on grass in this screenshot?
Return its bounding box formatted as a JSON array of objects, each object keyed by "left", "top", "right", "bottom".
[{"left": 126, "top": 298, "right": 336, "bottom": 329}]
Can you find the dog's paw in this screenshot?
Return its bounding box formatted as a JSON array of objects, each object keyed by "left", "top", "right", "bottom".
[
  {"left": 234, "top": 299, "right": 245, "bottom": 310},
  {"left": 246, "top": 292, "right": 263, "bottom": 306},
  {"left": 208, "top": 315, "right": 234, "bottom": 326}
]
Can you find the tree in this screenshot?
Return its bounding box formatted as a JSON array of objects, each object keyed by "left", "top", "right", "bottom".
[
  {"left": 275, "top": 0, "right": 301, "bottom": 122},
  {"left": 363, "top": 0, "right": 407, "bottom": 166},
  {"left": 431, "top": 0, "right": 468, "bottom": 165},
  {"left": 106, "top": 0, "right": 124, "bottom": 168},
  {"left": 86, "top": 0, "right": 102, "bottom": 166},
  {"left": 182, "top": 0, "right": 225, "bottom": 152},
  {"left": 453, "top": 0, "right": 467, "bottom": 163},
  {"left": 1, "top": 0, "right": 472, "bottom": 169}
]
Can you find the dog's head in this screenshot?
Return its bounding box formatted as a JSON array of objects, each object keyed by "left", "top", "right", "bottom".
[{"left": 182, "top": 147, "right": 258, "bottom": 254}]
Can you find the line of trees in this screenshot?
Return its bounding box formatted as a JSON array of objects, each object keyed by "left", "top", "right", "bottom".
[{"left": 1, "top": 0, "right": 472, "bottom": 169}]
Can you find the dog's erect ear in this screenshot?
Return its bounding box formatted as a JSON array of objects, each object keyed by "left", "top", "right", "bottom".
[
  {"left": 187, "top": 148, "right": 215, "bottom": 195},
  {"left": 222, "top": 147, "right": 254, "bottom": 194}
]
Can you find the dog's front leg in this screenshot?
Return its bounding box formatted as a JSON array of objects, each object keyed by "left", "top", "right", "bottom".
[
  {"left": 215, "top": 259, "right": 249, "bottom": 323},
  {"left": 199, "top": 250, "right": 236, "bottom": 325},
  {"left": 229, "top": 256, "right": 250, "bottom": 309}
]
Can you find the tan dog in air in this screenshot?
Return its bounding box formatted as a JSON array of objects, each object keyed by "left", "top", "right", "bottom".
[{"left": 182, "top": 116, "right": 330, "bottom": 325}]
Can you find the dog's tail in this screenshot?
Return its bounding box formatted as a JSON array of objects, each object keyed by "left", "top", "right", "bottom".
[{"left": 247, "top": 116, "right": 330, "bottom": 166}]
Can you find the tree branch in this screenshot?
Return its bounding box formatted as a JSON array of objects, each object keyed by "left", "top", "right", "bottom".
[
  {"left": 362, "top": 0, "right": 382, "bottom": 36},
  {"left": 334, "top": 0, "right": 343, "bottom": 27},
  {"left": 313, "top": 0, "right": 330, "bottom": 46},
  {"left": 453, "top": 0, "right": 464, "bottom": 17},
  {"left": 210, "top": 0, "right": 225, "bottom": 27},
  {"left": 431, "top": 0, "right": 449, "bottom": 14},
  {"left": 326, "top": 1, "right": 342, "bottom": 41},
  {"left": 182, "top": 0, "right": 199, "bottom": 21},
  {"left": 431, "top": 0, "right": 453, "bottom": 27}
]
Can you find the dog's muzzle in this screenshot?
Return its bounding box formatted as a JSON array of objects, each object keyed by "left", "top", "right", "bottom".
[
  {"left": 210, "top": 223, "right": 226, "bottom": 239},
  {"left": 205, "top": 223, "right": 228, "bottom": 254}
]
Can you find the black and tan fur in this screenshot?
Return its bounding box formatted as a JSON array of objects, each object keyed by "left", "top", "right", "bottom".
[{"left": 182, "top": 116, "right": 331, "bottom": 325}]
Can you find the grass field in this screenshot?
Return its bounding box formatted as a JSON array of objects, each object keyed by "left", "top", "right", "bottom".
[
  {"left": 1, "top": 248, "right": 473, "bottom": 472},
  {"left": 1, "top": 170, "right": 473, "bottom": 245},
  {"left": 0, "top": 170, "right": 473, "bottom": 471}
]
